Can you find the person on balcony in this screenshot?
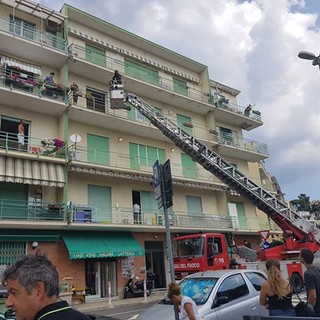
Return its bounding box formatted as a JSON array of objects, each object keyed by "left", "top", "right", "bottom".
[
  {"left": 42, "top": 72, "right": 55, "bottom": 97},
  {"left": 17, "top": 119, "right": 25, "bottom": 151},
  {"left": 70, "top": 82, "right": 79, "bottom": 104}
]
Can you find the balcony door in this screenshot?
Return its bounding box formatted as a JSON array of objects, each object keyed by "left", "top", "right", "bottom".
[
  {"left": 88, "top": 185, "right": 112, "bottom": 222},
  {"left": 87, "top": 133, "right": 109, "bottom": 165}
]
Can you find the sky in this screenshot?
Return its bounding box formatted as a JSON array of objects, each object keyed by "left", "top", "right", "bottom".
[{"left": 38, "top": 0, "right": 320, "bottom": 201}]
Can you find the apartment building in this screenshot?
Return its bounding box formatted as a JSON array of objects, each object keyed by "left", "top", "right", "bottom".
[{"left": 0, "top": 0, "right": 277, "bottom": 300}]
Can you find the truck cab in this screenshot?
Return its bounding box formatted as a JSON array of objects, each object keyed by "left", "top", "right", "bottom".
[{"left": 173, "top": 233, "right": 230, "bottom": 279}]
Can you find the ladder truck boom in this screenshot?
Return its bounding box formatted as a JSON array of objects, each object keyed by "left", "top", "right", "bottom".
[{"left": 118, "top": 91, "right": 320, "bottom": 244}]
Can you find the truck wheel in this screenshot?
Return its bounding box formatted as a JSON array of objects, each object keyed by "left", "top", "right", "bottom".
[{"left": 291, "top": 273, "right": 303, "bottom": 293}]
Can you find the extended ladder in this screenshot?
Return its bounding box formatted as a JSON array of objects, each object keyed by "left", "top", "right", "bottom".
[{"left": 125, "top": 93, "right": 320, "bottom": 244}]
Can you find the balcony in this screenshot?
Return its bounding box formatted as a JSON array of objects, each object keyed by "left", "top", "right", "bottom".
[
  {"left": 0, "top": 69, "right": 68, "bottom": 115},
  {"left": 68, "top": 44, "right": 262, "bottom": 129},
  {"left": 0, "top": 200, "right": 281, "bottom": 233},
  {"left": 217, "top": 131, "right": 269, "bottom": 162},
  {"left": 0, "top": 16, "right": 67, "bottom": 67},
  {"left": 67, "top": 145, "right": 276, "bottom": 192},
  {"left": 0, "top": 131, "right": 66, "bottom": 160},
  {"left": 0, "top": 200, "right": 66, "bottom": 222}
]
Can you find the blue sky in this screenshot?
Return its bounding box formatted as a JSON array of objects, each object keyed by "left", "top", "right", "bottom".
[{"left": 39, "top": 0, "right": 320, "bottom": 201}]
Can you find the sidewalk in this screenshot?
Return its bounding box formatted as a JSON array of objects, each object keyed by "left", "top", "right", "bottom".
[{"left": 75, "top": 291, "right": 164, "bottom": 312}]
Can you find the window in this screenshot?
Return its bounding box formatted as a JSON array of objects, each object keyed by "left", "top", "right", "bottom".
[
  {"left": 181, "top": 153, "right": 197, "bottom": 179},
  {"left": 177, "top": 114, "right": 192, "bottom": 135},
  {"left": 124, "top": 59, "right": 159, "bottom": 86},
  {"left": 87, "top": 134, "right": 109, "bottom": 166},
  {"left": 129, "top": 143, "right": 165, "bottom": 169},
  {"left": 86, "top": 87, "right": 106, "bottom": 113},
  {"left": 9, "top": 16, "right": 35, "bottom": 40},
  {"left": 245, "top": 272, "right": 266, "bottom": 291},
  {"left": 85, "top": 44, "right": 106, "bottom": 67},
  {"left": 173, "top": 77, "right": 188, "bottom": 96},
  {"left": 216, "top": 274, "right": 249, "bottom": 302},
  {"left": 186, "top": 196, "right": 202, "bottom": 216}
]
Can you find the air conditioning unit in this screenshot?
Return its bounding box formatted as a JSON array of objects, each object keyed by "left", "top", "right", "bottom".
[{"left": 46, "top": 20, "right": 58, "bottom": 34}]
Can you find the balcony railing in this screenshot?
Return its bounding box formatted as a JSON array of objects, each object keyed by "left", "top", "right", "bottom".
[
  {"left": 218, "top": 132, "right": 269, "bottom": 156},
  {"left": 0, "top": 69, "right": 68, "bottom": 102},
  {"left": 0, "top": 131, "right": 66, "bottom": 159},
  {"left": 68, "top": 145, "right": 277, "bottom": 191},
  {"left": 68, "top": 44, "right": 262, "bottom": 121},
  {"left": 0, "top": 199, "right": 65, "bottom": 220},
  {"left": 0, "top": 16, "right": 67, "bottom": 52},
  {"left": 0, "top": 200, "right": 281, "bottom": 232}
]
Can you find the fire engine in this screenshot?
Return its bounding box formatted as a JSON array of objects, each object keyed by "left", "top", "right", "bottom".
[{"left": 109, "top": 84, "right": 320, "bottom": 293}]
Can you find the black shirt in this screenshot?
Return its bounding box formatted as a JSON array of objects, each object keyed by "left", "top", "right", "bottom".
[
  {"left": 304, "top": 265, "right": 320, "bottom": 315},
  {"left": 267, "top": 293, "right": 293, "bottom": 310},
  {"left": 34, "top": 300, "right": 90, "bottom": 320}
]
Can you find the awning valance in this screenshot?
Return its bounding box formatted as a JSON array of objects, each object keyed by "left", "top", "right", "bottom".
[
  {"left": 0, "top": 156, "right": 65, "bottom": 187},
  {"left": 62, "top": 232, "right": 145, "bottom": 259},
  {"left": 0, "top": 56, "right": 42, "bottom": 75},
  {"left": 0, "top": 230, "right": 60, "bottom": 242}
]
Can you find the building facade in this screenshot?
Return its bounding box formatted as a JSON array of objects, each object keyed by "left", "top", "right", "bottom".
[{"left": 0, "top": 0, "right": 278, "bottom": 301}]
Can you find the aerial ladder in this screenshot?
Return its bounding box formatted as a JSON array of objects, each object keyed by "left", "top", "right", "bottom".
[{"left": 110, "top": 86, "right": 320, "bottom": 257}]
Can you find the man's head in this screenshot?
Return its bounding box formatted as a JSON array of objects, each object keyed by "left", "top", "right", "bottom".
[
  {"left": 3, "top": 255, "right": 59, "bottom": 320},
  {"left": 300, "top": 248, "right": 314, "bottom": 266},
  {"left": 50, "top": 72, "right": 55, "bottom": 76}
]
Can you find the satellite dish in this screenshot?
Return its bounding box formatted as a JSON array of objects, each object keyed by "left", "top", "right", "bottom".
[{"left": 70, "top": 134, "right": 81, "bottom": 144}]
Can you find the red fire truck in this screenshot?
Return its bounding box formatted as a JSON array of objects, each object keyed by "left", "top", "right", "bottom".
[{"left": 111, "top": 89, "right": 320, "bottom": 293}]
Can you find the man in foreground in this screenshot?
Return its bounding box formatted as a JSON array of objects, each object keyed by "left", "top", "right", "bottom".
[{"left": 2, "top": 254, "right": 90, "bottom": 320}]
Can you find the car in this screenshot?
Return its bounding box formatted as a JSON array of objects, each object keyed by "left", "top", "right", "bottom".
[
  {"left": 0, "top": 310, "right": 15, "bottom": 320},
  {"left": 137, "top": 269, "right": 268, "bottom": 320},
  {"left": 0, "top": 286, "right": 8, "bottom": 298}
]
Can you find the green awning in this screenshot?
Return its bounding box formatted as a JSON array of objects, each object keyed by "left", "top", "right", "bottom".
[
  {"left": 62, "top": 232, "right": 145, "bottom": 259},
  {"left": 0, "top": 230, "right": 60, "bottom": 241}
]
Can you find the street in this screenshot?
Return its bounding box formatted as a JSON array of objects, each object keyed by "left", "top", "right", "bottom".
[{"left": 87, "top": 301, "right": 156, "bottom": 320}]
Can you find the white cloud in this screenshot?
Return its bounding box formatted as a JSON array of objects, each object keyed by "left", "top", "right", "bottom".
[{"left": 38, "top": 0, "right": 320, "bottom": 200}]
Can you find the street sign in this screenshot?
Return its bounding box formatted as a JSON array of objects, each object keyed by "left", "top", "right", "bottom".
[
  {"left": 162, "top": 159, "right": 173, "bottom": 208},
  {"left": 153, "top": 160, "right": 161, "bottom": 200}
]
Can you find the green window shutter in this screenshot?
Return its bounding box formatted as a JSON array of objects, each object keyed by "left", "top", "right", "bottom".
[
  {"left": 177, "top": 114, "right": 193, "bottom": 135},
  {"left": 139, "top": 145, "right": 147, "bottom": 166},
  {"left": 129, "top": 143, "right": 139, "bottom": 169},
  {"left": 0, "top": 242, "right": 26, "bottom": 265},
  {"left": 186, "top": 196, "right": 203, "bottom": 216},
  {"left": 0, "top": 182, "right": 28, "bottom": 219},
  {"left": 173, "top": 78, "right": 188, "bottom": 96},
  {"left": 233, "top": 202, "right": 247, "bottom": 229},
  {"left": 88, "top": 185, "right": 112, "bottom": 222},
  {"left": 124, "top": 59, "right": 159, "bottom": 86},
  {"left": 158, "top": 149, "right": 165, "bottom": 164},
  {"left": 181, "top": 153, "right": 197, "bottom": 179},
  {"left": 147, "top": 146, "right": 158, "bottom": 165},
  {"left": 85, "top": 44, "right": 106, "bottom": 67},
  {"left": 140, "top": 191, "right": 159, "bottom": 215},
  {"left": 87, "top": 134, "right": 109, "bottom": 165}
]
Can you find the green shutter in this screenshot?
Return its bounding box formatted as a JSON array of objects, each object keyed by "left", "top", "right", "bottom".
[
  {"left": 0, "top": 182, "right": 28, "bottom": 218},
  {"left": 129, "top": 143, "right": 139, "bottom": 169},
  {"left": 158, "top": 149, "right": 165, "bottom": 164},
  {"left": 87, "top": 134, "right": 109, "bottom": 165},
  {"left": 233, "top": 202, "right": 247, "bottom": 229},
  {"left": 181, "top": 153, "right": 197, "bottom": 179},
  {"left": 147, "top": 146, "right": 158, "bottom": 165},
  {"left": 85, "top": 44, "right": 106, "bottom": 67},
  {"left": 124, "top": 59, "right": 159, "bottom": 86},
  {"left": 173, "top": 78, "right": 188, "bottom": 96},
  {"left": 140, "top": 191, "right": 159, "bottom": 215},
  {"left": 0, "top": 242, "right": 26, "bottom": 265},
  {"left": 88, "top": 185, "right": 112, "bottom": 222},
  {"left": 186, "top": 196, "right": 203, "bottom": 216},
  {"left": 177, "top": 114, "right": 192, "bottom": 135},
  {"left": 139, "top": 145, "right": 147, "bottom": 166}
]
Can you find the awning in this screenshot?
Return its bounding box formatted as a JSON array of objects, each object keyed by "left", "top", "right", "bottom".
[
  {"left": 0, "top": 156, "right": 65, "bottom": 187},
  {"left": 62, "top": 232, "right": 145, "bottom": 259},
  {"left": 0, "top": 56, "right": 42, "bottom": 75},
  {"left": 0, "top": 229, "right": 60, "bottom": 241}
]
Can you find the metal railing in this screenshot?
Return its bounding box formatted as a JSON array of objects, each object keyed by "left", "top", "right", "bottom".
[
  {"left": 0, "top": 200, "right": 280, "bottom": 231},
  {"left": 68, "top": 145, "right": 275, "bottom": 191},
  {"left": 0, "top": 199, "right": 65, "bottom": 221},
  {"left": 0, "top": 69, "right": 68, "bottom": 102},
  {"left": 218, "top": 131, "right": 269, "bottom": 156},
  {"left": 0, "top": 131, "right": 66, "bottom": 158},
  {"left": 68, "top": 44, "right": 262, "bottom": 121},
  {"left": 0, "top": 16, "right": 67, "bottom": 52}
]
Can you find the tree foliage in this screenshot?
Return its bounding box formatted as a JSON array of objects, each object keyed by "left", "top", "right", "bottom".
[{"left": 290, "top": 193, "right": 311, "bottom": 212}]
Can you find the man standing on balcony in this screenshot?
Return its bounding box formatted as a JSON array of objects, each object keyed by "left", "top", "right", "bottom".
[
  {"left": 133, "top": 203, "right": 141, "bottom": 224},
  {"left": 112, "top": 70, "right": 122, "bottom": 84},
  {"left": 17, "top": 119, "right": 25, "bottom": 151}
]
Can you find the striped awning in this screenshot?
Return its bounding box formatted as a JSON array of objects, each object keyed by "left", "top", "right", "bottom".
[
  {"left": 0, "top": 156, "right": 65, "bottom": 187},
  {"left": 0, "top": 56, "right": 42, "bottom": 75}
]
